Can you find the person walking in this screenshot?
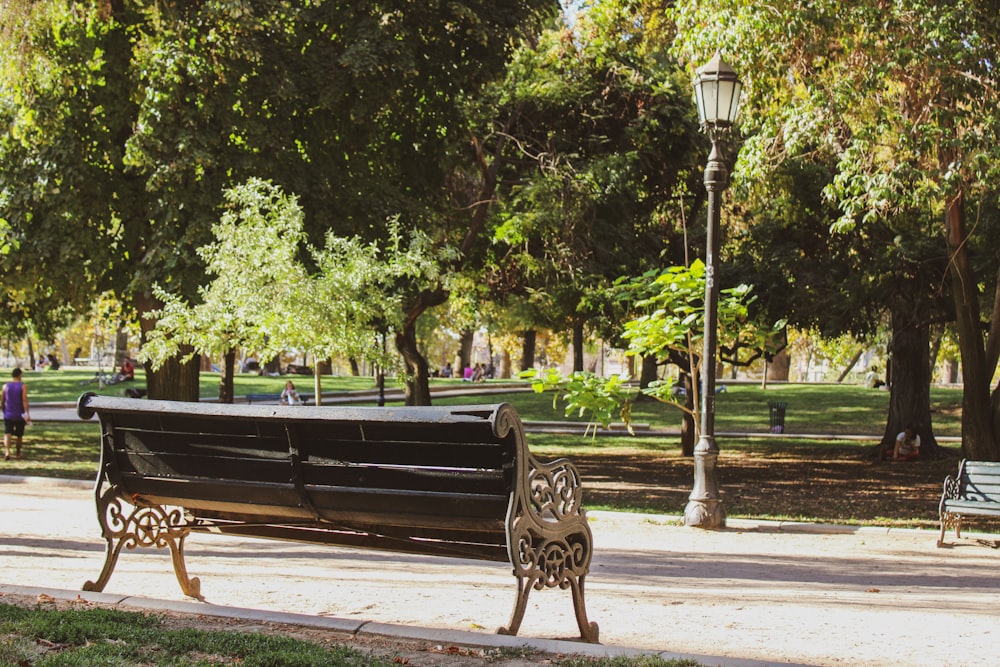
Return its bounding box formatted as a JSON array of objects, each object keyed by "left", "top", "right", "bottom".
[{"left": 3, "top": 367, "right": 31, "bottom": 460}]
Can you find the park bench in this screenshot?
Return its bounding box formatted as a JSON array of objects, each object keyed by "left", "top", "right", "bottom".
[
  {"left": 937, "top": 459, "right": 1000, "bottom": 547},
  {"left": 244, "top": 392, "right": 313, "bottom": 405},
  {"left": 76, "top": 393, "right": 598, "bottom": 642}
]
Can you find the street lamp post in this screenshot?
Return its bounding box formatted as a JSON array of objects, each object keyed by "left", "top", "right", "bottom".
[{"left": 684, "top": 54, "right": 742, "bottom": 529}]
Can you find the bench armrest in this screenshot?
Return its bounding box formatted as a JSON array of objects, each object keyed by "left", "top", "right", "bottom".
[
  {"left": 525, "top": 454, "right": 586, "bottom": 522},
  {"left": 939, "top": 474, "right": 960, "bottom": 514}
]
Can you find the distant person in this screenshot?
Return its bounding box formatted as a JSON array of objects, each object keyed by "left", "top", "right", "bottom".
[
  {"left": 891, "top": 425, "right": 921, "bottom": 461},
  {"left": 3, "top": 368, "right": 31, "bottom": 461},
  {"left": 280, "top": 381, "right": 302, "bottom": 406},
  {"left": 46, "top": 353, "right": 61, "bottom": 371},
  {"left": 119, "top": 358, "right": 135, "bottom": 381},
  {"left": 866, "top": 365, "right": 885, "bottom": 389}
]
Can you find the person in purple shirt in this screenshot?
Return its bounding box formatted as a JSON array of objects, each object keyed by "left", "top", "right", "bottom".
[{"left": 3, "top": 367, "right": 31, "bottom": 460}]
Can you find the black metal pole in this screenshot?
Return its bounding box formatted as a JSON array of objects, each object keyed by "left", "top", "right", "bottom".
[
  {"left": 376, "top": 332, "right": 386, "bottom": 407},
  {"left": 684, "top": 132, "right": 727, "bottom": 529}
]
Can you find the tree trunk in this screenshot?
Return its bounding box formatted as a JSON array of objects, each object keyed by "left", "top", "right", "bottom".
[
  {"left": 944, "top": 189, "right": 999, "bottom": 459},
  {"left": 680, "top": 371, "right": 696, "bottom": 457},
  {"left": 218, "top": 349, "right": 236, "bottom": 404},
  {"left": 836, "top": 349, "right": 863, "bottom": 383},
  {"left": 638, "top": 355, "right": 658, "bottom": 389},
  {"left": 499, "top": 349, "right": 511, "bottom": 379},
  {"left": 136, "top": 291, "right": 200, "bottom": 401},
  {"left": 396, "top": 289, "right": 448, "bottom": 406},
  {"left": 572, "top": 321, "right": 584, "bottom": 372},
  {"left": 520, "top": 330, "right": 536, "bottom": 371},
  {"left": 766, "top": 348, "right": 790, "bottom": 382},
  {"left": 114, "top": 326, "right": 129, "bottom": 367},
  {"left": 878, "top": 306, "right": 940, "bottom": 458},
  {"left": 349, "top": 358, "right": 360, "bottom": 376},
  {"left": 144, "top": 351, "right": 200, "bottom": 401},
  {"left": 26, "top": 337, "right": 35, "bottom": 372},
  {"left": 397, "top": 324, "right": 431, "bottom": 405},
  {"left": 459, "top": 329, "right": 474, "bottom": 373}
]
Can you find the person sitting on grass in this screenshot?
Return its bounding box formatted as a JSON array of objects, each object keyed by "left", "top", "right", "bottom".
[{"left": 892, "top": 425, "right": 921, "bottom": 461}]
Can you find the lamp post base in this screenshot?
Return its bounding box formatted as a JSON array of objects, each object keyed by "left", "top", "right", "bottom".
[
  {"left": 683, "top": 498, "right": 726, "bottom": 528},
  {"left": 683, "top": 434, "right": 726, "bottom": 529}
]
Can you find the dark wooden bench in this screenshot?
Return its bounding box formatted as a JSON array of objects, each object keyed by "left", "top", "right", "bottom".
[
  {"left": 937, "top": 459, "right": 1000, "bottom": 547},
  {"left": 76, "top": 393, "right": 598, "bottom": 642}
]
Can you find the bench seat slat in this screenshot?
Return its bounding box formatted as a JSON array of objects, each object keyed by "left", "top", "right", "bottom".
[
  {"left": 301, "top": 464, "right": 511, "bottom": 495},
  {"left": 119, "top": 474, "right": 306, "bottom": 513},
  {"left": 191, "top": 521, "right": 508, "bottom": 562},
  {"left": 941, "top": 499, "right": 1000, "bottom": 516},
  {"left": 121, "top": 473, "right": 512, "bottom": 526},
  {"left": 114, "top": 427, "right": 514, "bottom": 471},
  {"left": 117, "top": 451, "right": 293, "bottom": 485}
]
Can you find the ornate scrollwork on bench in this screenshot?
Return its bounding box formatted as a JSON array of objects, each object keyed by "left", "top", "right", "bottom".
[
  {"left": 500, "top": 450, "right": 599, "bottom": 642},
  {"left": 84, "top": 485, "right": 202, "bottom": 599}
]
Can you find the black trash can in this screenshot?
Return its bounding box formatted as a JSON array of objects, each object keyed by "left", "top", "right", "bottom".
[{"left": 768, "top": 401, "right": 788, "bottom": 434}]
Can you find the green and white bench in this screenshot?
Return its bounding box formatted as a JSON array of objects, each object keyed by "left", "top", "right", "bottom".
[{"left": 937, "top": 460, "right": 1000, "bottom": 547}]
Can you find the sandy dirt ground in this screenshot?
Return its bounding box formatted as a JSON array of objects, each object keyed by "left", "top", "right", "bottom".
[{"left": 2, "top": 475, "right": 999, "bottom": 666}]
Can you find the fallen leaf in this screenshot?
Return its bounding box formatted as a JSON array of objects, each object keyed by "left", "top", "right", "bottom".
[{"left": 865, "top": 588, "right": 880, "bottom": 593}]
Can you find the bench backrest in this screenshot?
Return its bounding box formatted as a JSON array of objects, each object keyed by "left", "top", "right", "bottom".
[
  {"left": 78, "top": 393, "right": 523, "bottom": 561},
  {"left": 959, "top": 460, "right": 1000, "bottom": 502}
]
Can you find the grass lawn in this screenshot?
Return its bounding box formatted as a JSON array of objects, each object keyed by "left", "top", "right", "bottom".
[
  {"left": 20, "top": 367, "right": 963, "bottom": 438},
  {"left": 0, "top": 600, "right": 697, "bottom": 667}
]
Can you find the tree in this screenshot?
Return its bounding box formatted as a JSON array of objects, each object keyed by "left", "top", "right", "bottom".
[
  {"left": 467, "top": 2, "right": 705, "bottom": 379},
  {"left": 730, "top": 156, "right": 955, "bottom": 456},
  {"left": 2, "top": 1, "right": 556, "bottom": 403},
  {"left": 670, "top": 0, "right": 1000, "bottom": 459},
  {"left": 141, "top": 179, "right": 440, "bottom": 403},
  {"left": 140, "top": 179, "right": 309, "bottom": 402},
  {"left": 526, "top": 260, "right": 773, "bottom": 448}
]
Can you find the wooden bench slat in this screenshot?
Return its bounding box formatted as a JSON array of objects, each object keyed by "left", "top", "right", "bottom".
[
  {"left": 115, "top": 424, "right": 514, "bottom": 470},
  {"left": 193, "top": 521, "right": 509, "bottom": 561}
]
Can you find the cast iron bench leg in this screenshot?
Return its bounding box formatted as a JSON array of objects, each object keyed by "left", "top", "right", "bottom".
[{"left": 83, "top": 487, "right": 202, "bottom": 600}]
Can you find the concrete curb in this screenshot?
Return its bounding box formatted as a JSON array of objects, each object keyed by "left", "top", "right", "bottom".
[{"left": 0, "top": 584, "right": 809, "bottom": 666}]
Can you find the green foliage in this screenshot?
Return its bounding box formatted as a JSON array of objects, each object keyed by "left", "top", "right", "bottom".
[
  {"left": 140, "top": 179, "right": 453, "bottom": 377},
  {"left": 668, "top": 0, "right": 1000, "bottom": 457},
  {"left": 520, "top": 261, "right": 777, "bottom": 435},
  {"left": 471, "top": 2, "right": 703, "bottom": 344},
  {"left": 1, "top": 1, "right": 556, "bottom": 394},
  {"left": 522, "top": 367, "right": 636, "bottom": 435}
]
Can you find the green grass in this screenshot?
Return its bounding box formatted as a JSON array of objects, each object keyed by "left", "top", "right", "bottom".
[
  {"left": 20, "top": 367, "right": 386, "bottom": 403},
  {"left": 2, "top": 422, "right": 101, "bottom": 479},
  {"left": 0, "top": 603, "right": 397, "bottom": 666},
  {"left": 432, "top": 382, "right": 963, "bottom": 437},
  {"left": 0, "top": 601, "right": 701, "bottom": 667},
  {"left": 18, "top": 368, "right": 963, "bottom": 439}
]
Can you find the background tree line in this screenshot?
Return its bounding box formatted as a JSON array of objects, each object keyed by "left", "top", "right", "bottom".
[{"left": 2, "top": 0, "right": 999, "bottom": 459}]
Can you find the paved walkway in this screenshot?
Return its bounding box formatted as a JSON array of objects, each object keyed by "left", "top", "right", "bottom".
[{"left": 1, "top": 474, "right": 998, "bottom": 666}]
